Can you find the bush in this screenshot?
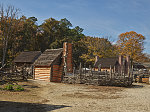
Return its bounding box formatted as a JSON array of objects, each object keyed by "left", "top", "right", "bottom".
[
  {"left": 4, "top": 84, "right": 13, "bottom": 90},
  {"left": 4, "top": 84, "right": 24, "bottom": 91},
  {"left": 15, "top": 85, "right": 24, "bottom": 91}
]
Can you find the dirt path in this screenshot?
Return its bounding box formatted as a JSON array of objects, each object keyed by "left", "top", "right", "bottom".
[
  {"left": 0, "top": 80, "right": 150, "bottom": 112},
  {"left": 36, "top": 81, "right": 150, "bottom": 112}
]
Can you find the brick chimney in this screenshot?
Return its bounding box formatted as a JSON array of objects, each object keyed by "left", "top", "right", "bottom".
[
  {"left": 63, "top": 42, "right": 73, "bottom": 74},
  {"left": 119, "top": 55, "right": 123, "bottom": 74},
  {"left": 126, "top": 55, "right": 130, "bottom": 75}
]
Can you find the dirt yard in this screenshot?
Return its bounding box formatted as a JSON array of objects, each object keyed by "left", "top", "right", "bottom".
[{"left": 0, "top": 80, "right": 150, "bottom": 112}]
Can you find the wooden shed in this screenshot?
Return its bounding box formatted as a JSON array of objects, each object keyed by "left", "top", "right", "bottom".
[
  {"left": 94, "top": 57, "right": 119, "bottom": 72},
  {"left": 34, "top": 42, "right": 73, "bottom": 82},
  {"left": 13, "top": 51, "right": 42, "bottom": 77},
  {"left": 34, "top": 48, "right": 64, "bottom": 82},
  {"left": 94, "top": 55, "right": 130, "bottom": 74}
]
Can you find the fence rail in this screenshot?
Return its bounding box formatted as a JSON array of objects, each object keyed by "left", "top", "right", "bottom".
[
  {"left": 0, "top": 69, "right": 31, "bottom": 82},
  {"left": 62, "top": 69, "right": 133, "bottom": 87}
]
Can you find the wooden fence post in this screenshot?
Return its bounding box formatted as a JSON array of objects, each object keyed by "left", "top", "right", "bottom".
[
  {"left": 73, "top": 67, "right": 75, "bottom": 76},
  {"left": 98, "top": 64, "right": 101, "bottom": 71},
  {"left": 84, "top": 63, "right": 86, "bottom": 76},
  {"left": 113, "top": 66, "right": 115, "bottom": 78},
  {"left": 127, "top": 64, "right": 130, "bottom": 81},
  {"left": 79, "top": 62, "right": 82, "bottom": 83},
  {"left": 89, "top": 65, "right": 91, "bottom": 73},
  {"left": 131, "top": 65, "right": 133, "bottom": 78},
  {"left": 110, "top": 65, "right": 112, "bottom": 79}
]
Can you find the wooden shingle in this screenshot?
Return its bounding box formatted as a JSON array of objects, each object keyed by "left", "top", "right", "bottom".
[
  {"left": 94, "top": 57, "right": 118, "bottom": 68},
  {"left": 34, "top": 48, "right": 63, "bottom": 66},
  {"left": 14, "top": 51, "right": 42, "bottom": 63}
]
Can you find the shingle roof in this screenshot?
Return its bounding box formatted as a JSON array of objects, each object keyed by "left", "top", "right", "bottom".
[
  {"left": 142, "top": 62, "right": 150, "bottom": 68},
  {"left": 94, "top": 57, "right": 118, "bottom": 68},
  {"left": 34, "top": 48, "right": 63, "bottom": 66},
  {"left": 14, "top": 51, "right": 42, "bottom": 63},
  {"left": 133, "top": 64, "right": 146, "bottom": 69}
]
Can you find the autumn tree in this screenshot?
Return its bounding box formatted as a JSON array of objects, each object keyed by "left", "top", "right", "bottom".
[
  {"left": 117, "top": 31, "right": 145, "bottom": 63},
  {"left": 80, "top": 36, "right": 117, "bottom": 65}
]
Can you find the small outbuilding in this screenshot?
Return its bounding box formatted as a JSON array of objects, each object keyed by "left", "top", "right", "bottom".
[
  {"left": 34, "top": 42, "right": 73, "bottom": 82},
  {"left": 13, "top": 51, "right": 42, "bottom": 77},
  {"left": 133, "top": 63, "right": 146, "bottom": 71},
  {"left": 94, "top": 57, "right": 119, "bottom": 72},
  {"left": 143, "top": 62, "right": 150, "bottom": 71},
  {"left": 94, "top": 55, "right": 131, "bottom": 74},
  {"left": 34, "top": 48, "right": 63, "bottom": 82}
]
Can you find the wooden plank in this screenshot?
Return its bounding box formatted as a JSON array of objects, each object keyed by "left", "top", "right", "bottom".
[
  {"left": 35, "top": 72, "right": 50, "bottom": 74},
  {"left": 35, "top": 69, "right": 50, "bottom": 71},
  {"left": 35, "top": 74, "right": 50, "bottom": 77},
  {"left": 35, "top": 66, "right": 50, "bottom": 68},
  {"left": 34, "top": 67, "right": 51, "bottom": 81},
  {"left": 35, "top": 76, "right": 50, "bottom": 78},
  {"left": 35, "top": 79, "right": 50, "bottom": 82},
  {"left": 35, "top": 70, "right": 50, "bottom": 72}
]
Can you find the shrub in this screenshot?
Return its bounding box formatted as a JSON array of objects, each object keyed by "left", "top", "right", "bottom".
[
  {"left": 4, "top": 84, "right": 24, "bottom": 91},
  {"left": 4, "top": 84, "right": 13, "bottom": 90},
  {"left": 15, "top": 85, "right": 24, "bottom": 91}
]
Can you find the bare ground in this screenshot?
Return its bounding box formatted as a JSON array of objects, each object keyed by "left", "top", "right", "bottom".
[{"left": 0, "top": 80, "right": 150, "bottom": 112}]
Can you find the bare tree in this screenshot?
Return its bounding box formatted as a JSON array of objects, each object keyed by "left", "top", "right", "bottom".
[{"left": 0, "top": 4, "right": 21, "bottom": 68}]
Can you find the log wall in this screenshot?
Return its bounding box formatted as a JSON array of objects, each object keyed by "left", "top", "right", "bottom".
[{"left": 34, "top": 66, "right": 51, "bottom": 81}]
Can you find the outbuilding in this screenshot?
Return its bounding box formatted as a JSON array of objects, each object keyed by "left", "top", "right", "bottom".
[
  {"left": 94, "top": 55, "right": 131, "bottom": 74},
  {"left": 34, "top": 42, "right": 73, "bottom": 82},
  {"left": 13, "top": 51, "right": 42, "bottom": 78}
]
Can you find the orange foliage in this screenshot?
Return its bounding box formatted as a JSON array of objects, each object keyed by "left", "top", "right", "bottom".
[{"left": 117, "top": 31, "right": 145, "bottom": 62}]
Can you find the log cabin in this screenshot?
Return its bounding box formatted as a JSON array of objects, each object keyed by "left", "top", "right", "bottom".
[
  {"left": 13, "top": 51, "right": 42, "bottom": 77},
  {"left": 34, "top": 42, "right": 73, "bottom": 82},
  {"left": 94, "top": 55, "right": 130, "bottom": 74}
]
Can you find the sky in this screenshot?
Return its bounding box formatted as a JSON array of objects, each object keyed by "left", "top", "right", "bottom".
[{"left": 0, "top": 0, "right": 150, "bottom": 54}]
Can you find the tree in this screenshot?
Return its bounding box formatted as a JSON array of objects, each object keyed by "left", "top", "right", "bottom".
[
  {"left": 80, "top": 36, "right": 117, "bottom": 65},
  {"left": 0, "top": 5, "right": 21, "bottom": 68},
  {"left": 39, "top": 18, "right": 85, "bottom": 65},
  {"left": 117, "top": 31, "right": 145, "bottom": 62},
  {"left": 18, "top": 16, "right": 38, "bottom": 51},
  {"left": 38, "top": 18, "right": 85, "bottom": 51}
]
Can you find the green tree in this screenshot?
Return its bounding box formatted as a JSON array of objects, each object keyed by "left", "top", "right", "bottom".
[{"left": 18, "top": 16, "right": 38, "bottom": 51}]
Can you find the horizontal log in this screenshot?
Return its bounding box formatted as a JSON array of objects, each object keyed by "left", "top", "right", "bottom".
[
  {"left": 35, "top": 79, "right": 50, "bottom": 81},
  {"left": 35, "top": 69, "right": 50, "bottom": 71},
  {"left": 35, "top": 76, "right": 50, "bottom": 78},
  {"left": 35, "top": 74, "right": 50, "bottom": 77},
  {"left": 35, "top": 71, "right": 51, "bottom": 73},
  {"left": 35, "top": 77, "right": 50, "bottom": 80},
  {"left": 35, "top": 72, "right": 50, "bottom": 74},
  {"left": 35, "top": 66, "right": 50, "bottom": 68}
]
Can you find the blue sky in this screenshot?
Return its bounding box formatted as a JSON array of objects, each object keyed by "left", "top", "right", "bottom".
[{"left": 0, "top": 0, "right": 150, "bottom": 53}]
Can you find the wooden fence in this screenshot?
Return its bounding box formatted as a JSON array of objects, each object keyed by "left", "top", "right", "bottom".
[
  {"left": 62, "top": 67, "right": 133, "bottom": 87},
  {"left": 0, "top": 67, "right": 31, "bottom": 82}
]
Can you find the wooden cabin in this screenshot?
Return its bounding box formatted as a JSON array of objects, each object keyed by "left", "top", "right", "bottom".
[
  {"left": 133, "top": 63, "right": 146, "bottom": 71},
  {"left": 13, "top": 51, "right": 42, "bottom": 77},
  {"left": 94, "top": 57, "right": 119, "bottom": 72},
  {"left": 94, "top": 55, "right": 130, "bottom": 74},
  {"left": 34, "top": 42, "right": 73, "bottom": 82},
  {"left": 143, "top": 62, "right": 150, "bottom": 72}
]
